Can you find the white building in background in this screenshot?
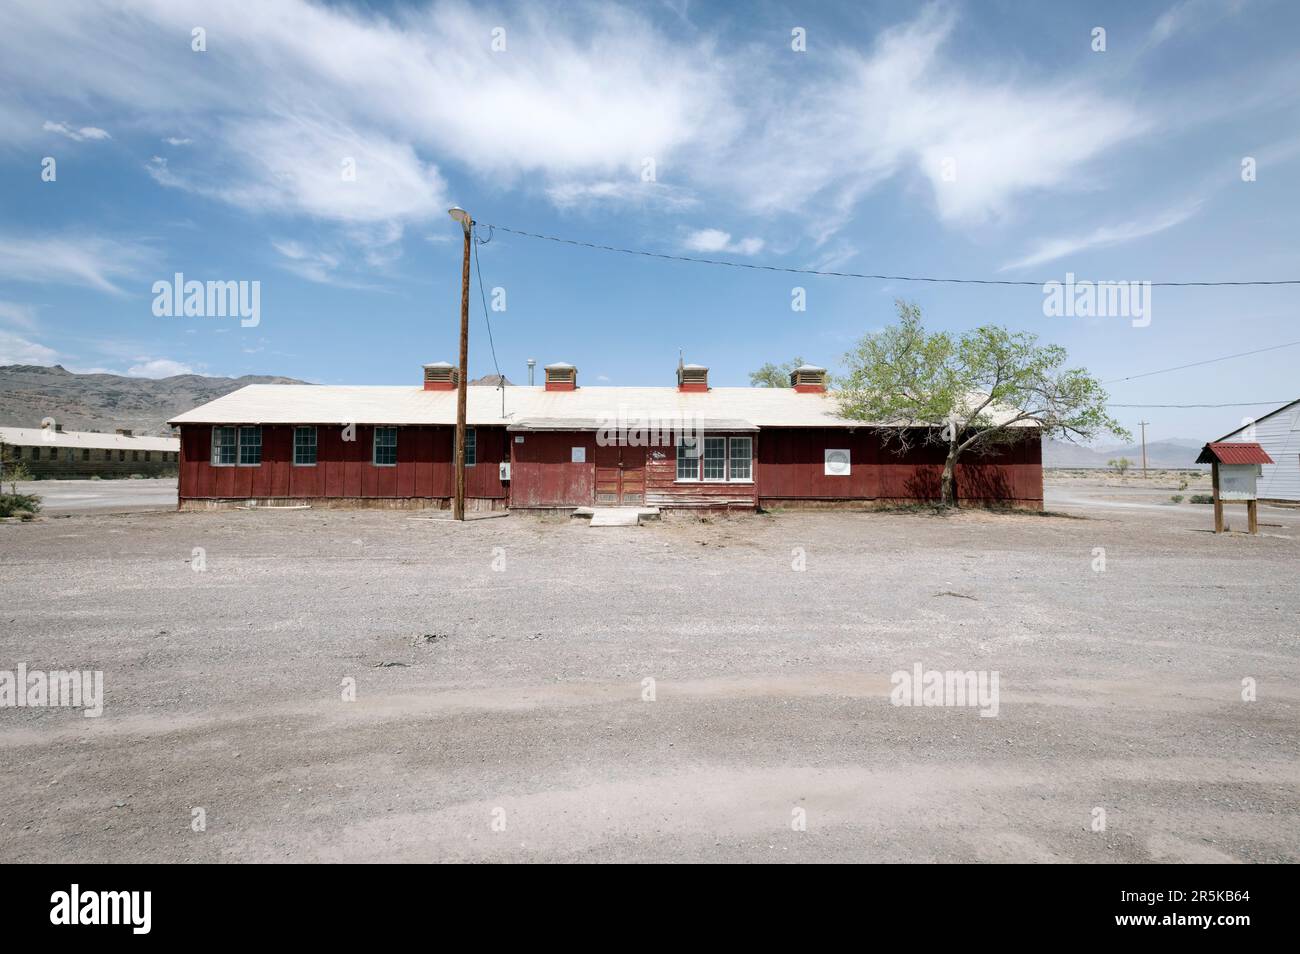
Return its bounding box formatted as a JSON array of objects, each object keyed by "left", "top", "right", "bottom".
[{"left": 1214, "top": 398, "right": 1300, "bottom": 502}]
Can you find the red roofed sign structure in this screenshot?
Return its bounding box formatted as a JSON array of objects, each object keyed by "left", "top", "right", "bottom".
[
  {"left": 1195, "top": 442, "right": 1274, "bottom": 466},
  {"left": 1195, "top": 442, "right": 1274, "bottom": 534}
]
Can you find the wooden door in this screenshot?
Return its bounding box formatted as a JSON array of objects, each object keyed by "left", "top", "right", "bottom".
[{"left": 594, "top": 444, "right": 646, "bottom": 504}]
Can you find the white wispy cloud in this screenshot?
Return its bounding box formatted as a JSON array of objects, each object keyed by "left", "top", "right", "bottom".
[
  {"left": 163, "top": 136, "right": 192, "bottom": 145},
  {"left": 42, "top": 119, "right": 110, "bottom": 141},
  {"left": 127, "top": 357, "right": 195, "bottom": 378},
  {"left": 722, "top": 5, "right": 1149, "bottom": 228},
  {"left": 0, "top": 300, "right": 40, "bottom": 331},
  {"left": 1000, "top": 202, "right": 1203, "bottom": 271},
  {"left": 682, "top": 228, "right": 764, "bottom": 256},
  {"left": 0, "top": 234, "right": 153, "bottom": 294},
  {"left": 0, "top": 330, "right": 57, "bottom": 365}
]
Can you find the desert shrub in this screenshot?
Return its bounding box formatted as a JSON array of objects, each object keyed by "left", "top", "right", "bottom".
[
  {"left": 1170, "top": 495, "right": 1184, "bottom": 503},
  {"left": 1189, "top": 494, "right": 1214, "bottom": 504},
  {"left": 0, "top": 492, "right": 41, "bottom": 517}
]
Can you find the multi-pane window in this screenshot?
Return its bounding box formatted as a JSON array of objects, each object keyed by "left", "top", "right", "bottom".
[
  {"left": 465, "top": 427, "right": 476, "bottom": 466},
  {"left": 131, "top": 450, "right": 139, "bottom": 462},
  {"left": 373, "top": 427, "right": 397, "bottom": 466},
  {"left": 676, "top": 434, "right": 752, "bottom": 482},
  {"left": 729, "top": 436, "right": 753, "bottom": 481},
  {"left": 702, "top": 437, "right": 726, "bottom": 480},
  {"left": 211, "top": 426, "right": 237, "bottom": 465},
  {"left": 144, "top": 451, "right": 151, "bottom": 462},
  {"left": 677, "top": 435, "right": 699, "bottom": 480},
  {"left": 82, "top": 449, "right": 90, "bottom": 461},
  {"left": 238, "top": 427, "right": 262, "bottom": 465},
  {"left": 294, "top": 426, "right": 317, "bottom": 466},
  {"left": 119, "top": 449, "right": 126, "bottom": 462}
]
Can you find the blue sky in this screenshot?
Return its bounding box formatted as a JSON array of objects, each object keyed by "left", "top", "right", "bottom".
[{"left": 1, "top": 0, "right": 1297, "bottom": 443}]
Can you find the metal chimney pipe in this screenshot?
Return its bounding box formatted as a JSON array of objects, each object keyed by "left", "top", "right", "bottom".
[{"left": 527, "top": 358, "right": 536, "bottom": 386}]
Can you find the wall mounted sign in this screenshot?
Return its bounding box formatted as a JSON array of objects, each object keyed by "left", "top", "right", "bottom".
[
  {"left": 825, "top": 448, "right": 850, "bottom": 476},
  {"left": 571, "top": 446, "right": 586, "bottom": 463}
]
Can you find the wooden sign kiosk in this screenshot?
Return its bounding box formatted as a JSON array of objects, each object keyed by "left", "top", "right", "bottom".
[{"left": 1195, "top": 442, "right": 1274, "bottom": 534}]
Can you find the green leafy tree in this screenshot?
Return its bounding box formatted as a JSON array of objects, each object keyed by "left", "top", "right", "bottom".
[
  {"left": 837, "top": 300, "right": 1129, "bottom": 507},
  {"left": 749, "top": 356, "right": 832, "bottom": 389},
  {"left": 1109, "top": 457, "right": 1132, "bottom": 476}
]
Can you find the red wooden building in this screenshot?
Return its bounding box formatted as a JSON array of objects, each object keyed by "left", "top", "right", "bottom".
[{"left": 169, "top": 361, "right": 1043, "bottom": 511}]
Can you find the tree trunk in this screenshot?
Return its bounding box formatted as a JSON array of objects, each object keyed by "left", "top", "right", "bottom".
[{"left": 941, "top": 447, "right": 959, "bottom": 508}]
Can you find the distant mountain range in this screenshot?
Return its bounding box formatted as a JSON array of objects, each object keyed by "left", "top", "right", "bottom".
[
  {"left": 0, "top": 364, "right": 310, "bottom": 437},
  {"left": 1045, "top": 437, "right": 1208, "bottom": 469}
]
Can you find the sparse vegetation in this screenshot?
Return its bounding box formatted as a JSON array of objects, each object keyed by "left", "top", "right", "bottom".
[
  {"left": 1170, "top": 494, "right": 1184, "bottom": 503},
  {"left": 1190, "top": 494, "right": 1214, "bottom": 504},
  {"left": 0, "top": 492, "right": 41, "bottom": 518},
  {"left": 1109, "top": 457, "right": 1132, "bottom": 476}
]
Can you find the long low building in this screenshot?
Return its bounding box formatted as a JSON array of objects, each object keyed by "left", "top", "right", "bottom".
[
  {"left": 0, "top": 425, "right": 180, "bottom": 479},
  {"left": 167, "top": 361, "right": 1043, "bottom": 511}
]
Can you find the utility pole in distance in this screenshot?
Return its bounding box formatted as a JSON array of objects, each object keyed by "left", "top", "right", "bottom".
[
  {"left": 1138, "top": 420, "right": 1150, "bottom": 478},
  {"left": 448, "top": 206, "right": 473, "bottom": 521}
]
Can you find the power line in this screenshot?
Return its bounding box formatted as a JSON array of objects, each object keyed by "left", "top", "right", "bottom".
[
  {"left": 1106, "top": 401, "right": 1289, "bottom": 408},
  {"left": 471, "top": 224, "right": 503, "bottom": 385},
  {"left": 480, "top": 222, "right": 1300, "bottom": 287},
  {"left": 1103, "top": 339, "right": 1300, "bottom": 384}
]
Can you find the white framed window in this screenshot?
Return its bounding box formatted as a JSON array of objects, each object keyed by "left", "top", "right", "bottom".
[
  {"left": 238, "top": 426, "right": 262, "bottom": 466},
  {"left": 373, "top": 426, "right": 397, "bottom": 466},
  {"left": 729, "top": 436, "right": 753, "bottom": 481},
  {"left": 676, "top": 434, "right": 753, "bottom": 483},
  {"left": 465, "top": 427, "right": 476, "bottom": 466},
  {"left": 677, "top": 434, "right": 700, "bottom": 481},
  {"left": 211, "top": 426, "right": 237, "bottom": 466},
  {"left": 702, "top": 436, "right": 727, "bottom": 481},
  {"left": 293, "top": 426, "right": 317, "bottom": 466}
]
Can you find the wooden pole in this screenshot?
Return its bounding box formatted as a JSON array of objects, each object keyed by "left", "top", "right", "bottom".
[
  {"left": 1247, "top": 498, "right": 1258, "bottom": 535},
  {"left": 1138, "top": 420, "right": 1150, "bottom": 478},
  {"left": 453, "top": 220, "right": 471, "bottom": 521},
  {"left": 1211, "top": 461, "right": 1224, "bottom": 533}
]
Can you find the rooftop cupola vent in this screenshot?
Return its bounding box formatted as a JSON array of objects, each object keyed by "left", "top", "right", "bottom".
[
  {"left": 677, "top": 363, "right": 709, "bottom": 392},
  {"left": 423, "top": 362, "right": 459, "bottom": 391},
  {"left": 544, "top": 362, "right": 577, "bottom": 391},
  {"left": 790, "top": 364, "right": 827, "bottom": 393}
]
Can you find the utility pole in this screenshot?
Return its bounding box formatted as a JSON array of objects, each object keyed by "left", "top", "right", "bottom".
[
  {"left": 448, "top": 207, "right": 473, "bottom": 520},
  {"left": 1138, "top": 420, "right": 1150, "bottom": 478}
]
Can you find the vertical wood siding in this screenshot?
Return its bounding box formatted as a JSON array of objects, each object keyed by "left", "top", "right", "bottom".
[
  {"left": 179, "top": 424, "right": 506, "bottom": 500},
  {"left": 759, "top": 427, "right": 1042, "bottom": 506},
  {"left": 508, "top": 431, "right": 597, "bottom": 507}
]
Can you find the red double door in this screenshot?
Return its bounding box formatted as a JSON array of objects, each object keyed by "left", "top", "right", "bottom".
[{"left": 594, "top": 443, "right": 646, "bottom": 504}]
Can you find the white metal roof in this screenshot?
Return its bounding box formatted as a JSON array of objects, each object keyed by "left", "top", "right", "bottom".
[
  {"left": 0, "top": 426, "right": 178, "bottom": 452},
  {"left": 168, "top": 384, "right": 1037, "bottom": 430}
]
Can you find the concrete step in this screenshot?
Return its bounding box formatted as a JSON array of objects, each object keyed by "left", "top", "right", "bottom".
[{"left": 579, "top": 506, "right": 661, "bottom": 527}]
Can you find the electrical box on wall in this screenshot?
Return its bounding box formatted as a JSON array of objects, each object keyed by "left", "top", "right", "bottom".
[{"left": 499, "top": 462, "right": 511, "bottom": 481}]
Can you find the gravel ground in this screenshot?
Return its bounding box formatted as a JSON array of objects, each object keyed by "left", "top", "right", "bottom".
[
  {"left": 11, "top": 477, "right": 177, "bottom": 513},
  {"left": 1, "top": 478, "right": 1297, "bottom": 863}
]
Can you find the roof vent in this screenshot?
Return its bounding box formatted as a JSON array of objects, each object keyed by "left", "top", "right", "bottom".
[
  {"left": 677, "top": 363, "right": 709, "bottom": 392},
  {"left": 423, "top": 362, "right": 459, "bottom": 391},
  {"left": 790, "top": 364, "right": 827, "bottom": 393},
  {"left": 115, "top": 428, "right": 132, "bottom": 437},
  {"left": 544, "top": 362, "right": 576, "bottom": 391}
]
